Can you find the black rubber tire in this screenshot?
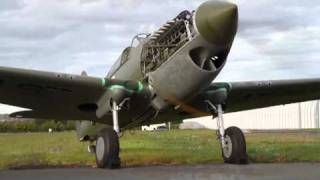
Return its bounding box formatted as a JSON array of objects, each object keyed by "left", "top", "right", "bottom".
[
  {"left": 95, "top": 128, "right": 121, "bottom": 169},
  {"left": 222, "top": 126, "right": 248, "bottom": 164}
]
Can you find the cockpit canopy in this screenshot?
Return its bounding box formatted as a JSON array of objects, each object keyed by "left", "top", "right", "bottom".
[
  {"left": 107, "top": 34, "right": 149, "bottom": 78},
  {"left": 107, "top": 47, "right": 131, "bottom": 77}
]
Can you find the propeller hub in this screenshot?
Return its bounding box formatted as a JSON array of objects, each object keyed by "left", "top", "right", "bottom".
[{"left": 195, "top": 0, "right": 238, "bottom": 45}]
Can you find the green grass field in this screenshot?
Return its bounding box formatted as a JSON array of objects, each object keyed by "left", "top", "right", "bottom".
[{"left": 0, "top": 130, "right": 320, "bottom": 169}]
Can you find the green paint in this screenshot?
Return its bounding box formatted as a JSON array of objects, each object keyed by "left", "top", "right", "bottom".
[
  {"left": 101, "top": 78, "right": 106, "bottom": 87},
  {"left": 137, "top": 81, "right": 144, "bottom": 92},
  {"left": 109, "top": 85, "right": 127, "bottom": 91},
  {"left": 108, "top": 85, "right": 134, "bottom": 94},
  {"left": 108, "top": 81, "right": 143, "bottom": 94},
  {"left": 214, "top": 83, "right": 232, "bottom": 92},
  {"left": 206, "top": 88, "right": 226, "bottom": 96},
  {"left": 215, "top": 88, "right": 227, "bottom": 92}
]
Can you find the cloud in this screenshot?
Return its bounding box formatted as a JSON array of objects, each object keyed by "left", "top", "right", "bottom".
[
  {"left": 217, "top": 0, "right": 320, "bottom": 81},
  {"left": 0, "top": 0, "right": 24, "bottom": 12},
  {"left": 0, "top": 0, "right": 319, "bottom": 112}
]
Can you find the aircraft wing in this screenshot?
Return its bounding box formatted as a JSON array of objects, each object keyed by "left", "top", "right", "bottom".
[
  {"left": 0, "top": 66, "right": 141, "bottom": 120},
  {"left": 190, "top": 78, "right": 320, "bottom": 115}
]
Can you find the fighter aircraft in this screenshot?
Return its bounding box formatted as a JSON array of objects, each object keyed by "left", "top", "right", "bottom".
[{"left": 1, "top": 0, "right": 320, "bottom": 169}]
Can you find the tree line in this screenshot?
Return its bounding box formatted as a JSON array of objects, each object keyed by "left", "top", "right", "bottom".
[{"left": 0, "top": 119, "right": 76, "bottom": 133}]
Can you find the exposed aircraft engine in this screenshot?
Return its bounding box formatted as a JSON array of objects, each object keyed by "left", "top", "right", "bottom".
[
  {"left": 142, "top": 5, "right": 237, "bottom": 111},
  {"left": 141, "top": 10, "right": 195, "bottom": 76}
]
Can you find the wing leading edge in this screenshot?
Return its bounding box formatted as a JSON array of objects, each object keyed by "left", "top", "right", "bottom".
[
  {"left": 190, "top": 78, "right": 320, "bottom": 115},
  {"left": 0, "top": 66, "right": 143, "bottom": 120}
]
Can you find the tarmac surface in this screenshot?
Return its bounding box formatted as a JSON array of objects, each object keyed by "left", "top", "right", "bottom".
[{"left": 1, "top": 163, "right": 320, "bottom": 180}]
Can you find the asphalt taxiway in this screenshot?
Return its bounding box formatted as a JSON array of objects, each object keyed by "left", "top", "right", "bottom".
[{"left": 0, "top": 163, "right": 319, "bottom": 180}]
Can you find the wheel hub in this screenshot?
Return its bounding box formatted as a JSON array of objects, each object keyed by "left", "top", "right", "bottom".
[
  {"left": 223, "top": 135, "right": 232, "bottom": 158},
  {"left": 96, "top": 137, "right": 105, "bottom": 161}
]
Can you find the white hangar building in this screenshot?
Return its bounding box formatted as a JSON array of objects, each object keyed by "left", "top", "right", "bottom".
[{"left": 182, "top": 100, "right": 320, "bottom": 130}]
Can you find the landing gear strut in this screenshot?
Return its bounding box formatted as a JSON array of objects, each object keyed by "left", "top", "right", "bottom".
[
  {"left": 111, "top": 101, "right": 120, "bottom": 135},
  {"left": 207, "top": 101, "right": 248, "bottom": 164},
  {"left": 95, "top": 100, "right": 121, "bottom": 169}
]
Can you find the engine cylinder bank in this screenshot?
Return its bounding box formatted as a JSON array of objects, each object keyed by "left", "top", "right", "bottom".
[{"left": 141, "top": 11, "right": 195, "bottom": 76}]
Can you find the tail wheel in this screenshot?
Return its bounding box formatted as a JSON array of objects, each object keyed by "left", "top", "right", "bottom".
[
  {"left": 95, "top": 127, "right": 121, "bottom": 169},
  {"left": 222, "top": 126, "right": 248, "bottom": 164}
]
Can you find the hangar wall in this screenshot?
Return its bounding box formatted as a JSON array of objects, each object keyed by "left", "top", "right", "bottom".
[{"left": 183, "top": 100, "right": 320, "bottom": 130}]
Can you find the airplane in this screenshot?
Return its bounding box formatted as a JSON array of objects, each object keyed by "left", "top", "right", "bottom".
[{"left": 1, "top": 0, "right": 320, "bottom": 169}]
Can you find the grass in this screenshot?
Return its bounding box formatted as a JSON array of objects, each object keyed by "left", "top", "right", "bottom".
[{"left": 0, "top": 130, "right": 319, "bottom": 169}]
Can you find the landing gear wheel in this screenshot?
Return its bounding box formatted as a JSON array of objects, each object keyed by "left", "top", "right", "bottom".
[
  {"left": 222, "top": 126, "right": 248, "bottom": 164},
  {"left": 95, "top": 128, "right": 121, "bottom": 169}
]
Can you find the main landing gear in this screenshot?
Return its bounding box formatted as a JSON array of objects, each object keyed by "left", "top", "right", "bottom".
[
  {"left": 93, "top": 101, "right": 121, "bottom": 169},
  {"left": 207, "top": 101, "right": 248, "bottom": 164},
  {"left": 95, "top": 127, "right": 120, "bottom": 168}
]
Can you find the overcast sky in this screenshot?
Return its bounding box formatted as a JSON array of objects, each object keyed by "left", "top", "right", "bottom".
[{"left": 0, "top": 0, "right": 319, "bottom": 113}]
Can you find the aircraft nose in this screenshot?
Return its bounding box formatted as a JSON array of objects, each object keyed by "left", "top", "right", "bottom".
[{"left": 195, "top": 0, "right": 238, "bottom": 45}]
